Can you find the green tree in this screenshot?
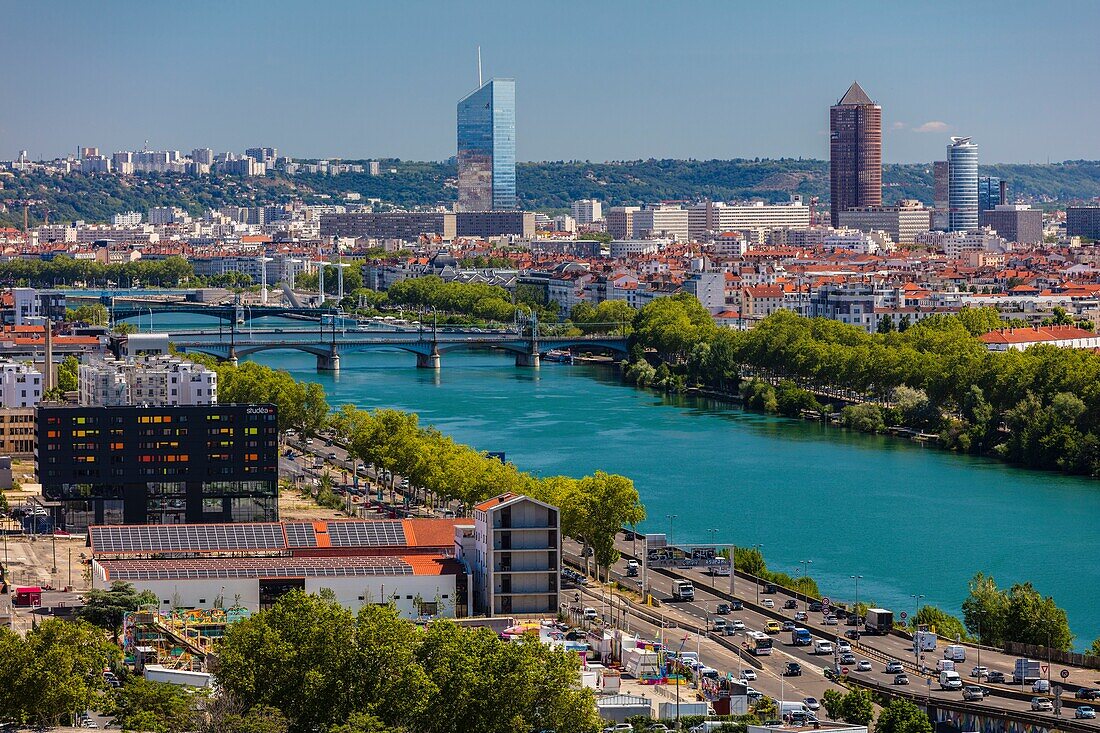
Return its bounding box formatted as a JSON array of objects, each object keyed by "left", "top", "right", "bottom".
[
  {"left": 67, "top": 303, "right": 109, "bottom": 325},
  {"left": 79, "top": 580, "right": 158, "bottom": 642},
  {"left": 839, "top": 689, "right": 874, "bottom": 726},
  {"left": 912, "top": 606, "right": 969, "bottom": 642},
  {"left": 841, "top": 403, "right": 886, "bottom": 433},
  {"left": 962, "top": 572, "right": 1009, "bottom": 646},
  {"left": 820, "top": 690, "right": 845, "bottom": 720},
  {"left": 107, "top": 678, "right": 197, "bottom": 733},
  {"left": 876, "top": 314, "right": 895, "bottom": 334},
  {"left": 874, "top": 698, "right": 932, "bottom": 733},
  {"left": 57, "top": 354, "right": 80, "bottom": 392},
  {"left": 1004, "top": 581, "right": 1074, "bottom": 650},
  {"left": 221, "top": 705, "right": 292, "bottom": 733},
  {"left": 1088, "top": 637, "right": 1100, "bottom": 657}
]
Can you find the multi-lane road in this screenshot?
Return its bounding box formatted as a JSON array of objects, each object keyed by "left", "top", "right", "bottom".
[{"left": 565, "top": 534, "right": 1100, "bottom": 728}]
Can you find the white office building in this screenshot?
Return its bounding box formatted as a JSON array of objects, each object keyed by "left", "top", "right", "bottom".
[
  {"left": 0, "top": 360, "right": 43, "bottom": 408},
  {"left": 79, "top": 355, "right": 218, "bottom": 407},
  {"left": 632, "top": 205, "right": 689, "bottom": 241},
  {"left": 571, "top": 199, "right": 603, "bottom": 225},
  {"left": 688, "top": 198, "right": 811, "bottom": 240},
  {"left": 609, "top": 240, "right": 661, "bottom": 259},
  {"left": 111, "top": 211, "right": 143, "bottom": 226}
]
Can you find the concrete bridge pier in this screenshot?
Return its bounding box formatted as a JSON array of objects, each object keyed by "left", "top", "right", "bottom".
[
  {"left": 416, "top": 347, "right": 440, "bottom": 369},
  {"left": 515, "top": 351, "right": 540, "bottom": 368},
  {"left": 226, "top": 349, "right": 239, "bottom": 367},
  {"left": 317, "top": 352, "right": 341, "bottom": 372}
]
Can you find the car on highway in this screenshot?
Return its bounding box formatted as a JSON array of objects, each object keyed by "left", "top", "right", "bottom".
[
  {"left": 784, "top": 662, "right": 803, "bottom": 677},
  {"left": 745, "top": 686, "right": 762, "bottom": 700},
  {"left": 836, "top": 640, "right": 852, "bottom": 653},
  {"left": 894, "top": 674, "right": 910, "bottom": 685},
  {"left": 1076, "top": 688, "right": 1100, "bottom": 700},
  {"left": 885, "top": 661, "right": 904, "bottom": 674},
  {"left": 1076, "top": 706, "right": 1097, "bottom": 720},
  {"left": 804, "top": 697, "right": 820, "bottom": 711},
  {"left": 765, "top": 621, "right": 782, "bottom": 634},
  {"left": 583, "top": 607, "right": 598, "bottom": 621},
  {"left": 1033, "top": 679, "right": 1051, "bottom": 693},
  {"left": 814, "top": 640, "right": 834, "bottom": 655},
  {"left": 795, "top": 611, "right": 808, "bottom": 622},
  {"left": 740, "top": 669, "right": 757, "bottom": 681},
  {"left": 986, "top": 671, "right": 1006, "bottom": 684},
  {"left": 712, "top": 618, "right": 727, "bottom": 632},
  {"left": 784, "top": 599, "right": 798, "bottom": 609},
  {"left": 716, "top": 603, "right": 731, "bottom": 615},
  {"left": 781, "top": 621, "right": 796, "bottom": 632},
  {"left": 823, "top": 614, "right": 839, "bottom": 625},
  {"left": 808, "top": 600, "right": 823, "bottom": 612},
  {"left": 839, "top": 653, "right": 857, "bottom": 666},
  {"left": 856, "top": 660, "right": 873, "bottom": 672},
  {"left": 762, "top": 599, "right": 775, "bottom": 608},
  {"left": 970, "top": 665, "right": 988, "bottom": 678},
  {"left": 328, "top": 452, "right": 338, "bottom": 460},
  {"left": 627, "top": 559, "right": 639, "bottom": 571},
  {"left": 844, "top": 629, "right": 862, "bottom": 640},
  {"left": 602, "top": 724, "right": 634, "bottom": 732},
  {"left": 730, "top": 600, "right": 744, "bottom": 611},
  {"left": 626, "top": 565, "right": 639, "bottom": 577},
  {"left": 1031, "top": 697, "right": 1054, "bottom": 712},
  {"left": 963, "top": 686, "right": 986, "bottom": 701},
  {"left": 731, "top": 619, "right": 746, "bottom": 632}
]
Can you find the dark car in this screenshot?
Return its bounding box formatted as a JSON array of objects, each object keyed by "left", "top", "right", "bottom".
[
  {"left": 716, "top": 603, "right": 732, "bottom": 615},
  {"left": 730, "top": 600, "right": 744, "bottom": 611},
  {"left": 808, "top": 600, "right": 823, "bottom": 613},
  {"left": 782, "top": 621, "right": 796, "bottom": 631},
  {"left": 785, "top": 662, "right": 803, "bottom": 677},
  {"left": 763, "top": 583, "right": 778, "bottom": 594},
  {"left": 783, "top": 599, "right": 798, "bottom": 609},
  {"left": 1076, "top": 688, "right": 1100, "bottom": 700},
  {"left": 986, "top": 671, "right": 1006, "bottom": 684},
  {"left": 894, "top": 674, "right": 910, "bottom": 685},
  {"left": 839, "top": 653, "right": 857, "bottom": 665},
  {"left": 626, "top": 566, "right": 639, "bottom": 577}
]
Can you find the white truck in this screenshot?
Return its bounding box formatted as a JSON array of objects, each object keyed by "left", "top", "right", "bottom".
[
  {"left": 672, "top": 579, "right": 695, "bottom": 602},
  {"left": 939, "top": 670, "right": 963, "bottom": 690},
  {"left": 915, "top": 630, "right": 938, "bottom": 652},
  {"left": 943, "top": 644, "right": 967, "bottom": 662}
]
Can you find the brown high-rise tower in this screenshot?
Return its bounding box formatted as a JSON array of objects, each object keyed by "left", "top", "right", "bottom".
[{"left": 830, "top": 81, "right": 882, "bottom": 227}]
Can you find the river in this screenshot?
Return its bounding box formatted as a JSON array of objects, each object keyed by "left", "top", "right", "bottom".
[{"left": 152, "top": 315, "right": 1100, "bottom": 647}]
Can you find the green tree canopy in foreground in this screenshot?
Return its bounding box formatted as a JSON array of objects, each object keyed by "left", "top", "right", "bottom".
[
  {"left": 874, "top": 699, "right": 933, "bottom": 733},
  {"left": 215, "top": 592, "right": 601, "bottom": 733}
]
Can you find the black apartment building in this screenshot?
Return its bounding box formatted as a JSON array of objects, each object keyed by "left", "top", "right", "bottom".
[{"left": 36, "top": 404, "right": 279, "bottom": 532}]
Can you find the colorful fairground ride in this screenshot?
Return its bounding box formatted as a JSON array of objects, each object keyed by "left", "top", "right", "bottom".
[{"left": 122, "top": 603, "right": 252, "bottom": 671}]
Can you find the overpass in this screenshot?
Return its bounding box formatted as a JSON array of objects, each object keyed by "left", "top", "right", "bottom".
[{"left": 169, "top": 328, "right": 630, "bottom": 371}]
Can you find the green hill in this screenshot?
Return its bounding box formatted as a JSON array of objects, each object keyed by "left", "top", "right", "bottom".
[{"left": 3, "top": 159, "right": 1099, "bottom": 227}]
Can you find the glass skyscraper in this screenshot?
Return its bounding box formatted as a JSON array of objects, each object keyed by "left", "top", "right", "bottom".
[
  {"left": 457, "top": 78, "right": 516, "bottom": 211},
  {"left": 947, "top": 137, "right": 979, "bottom": 232},
  {"left": 978, "top": 176, "right": 1003, "bottom": 214}
]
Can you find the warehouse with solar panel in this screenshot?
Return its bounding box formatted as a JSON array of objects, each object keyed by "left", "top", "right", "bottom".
[{"left": 87, "top": 518, "right": 473, "bottom": 618}]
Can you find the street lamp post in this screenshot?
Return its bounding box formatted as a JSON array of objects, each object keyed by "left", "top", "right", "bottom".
[
  {"left": 799, "top": 559, "right": 812, "bottom": 610},
  {"left": 707, "top": 529, "right": 718, "bottom": 587},
  {"left": 752, "top": 544, "right": 764, "bottom": 605},
  {"left": 911, "top": 593, "right": 925, "bottom": 670},
  {"left": 850, "top": 574, "right": 862, "bottom": 618},
  {"left": 666, "top": 514, "right": 677, "bottom": 545}
]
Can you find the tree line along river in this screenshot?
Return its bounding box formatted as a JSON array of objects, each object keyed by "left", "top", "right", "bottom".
[{"left": 153, "top": 314, "right": 1100, "bottom": 648}]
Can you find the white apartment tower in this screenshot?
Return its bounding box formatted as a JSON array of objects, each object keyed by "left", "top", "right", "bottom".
[
  {"left": 471, "top": 493, "right": 560, "bottom": 616},
  {"left": 571, "top": 199, "right": 603, "bottom": 225}
]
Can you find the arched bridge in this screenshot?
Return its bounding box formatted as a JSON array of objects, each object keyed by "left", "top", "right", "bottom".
[
  {"left": 111, "top": 303, "right": 332, "bottom": 324},
  {"left": 168, "top": 329, "right": 630, "bottom": 371}
]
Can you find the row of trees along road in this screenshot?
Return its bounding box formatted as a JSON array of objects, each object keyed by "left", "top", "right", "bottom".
[
  {"left": 334, "top": 405, "right": 646, "bottom": 576},
  {"left": 627, "top": 297, "right": 1100, "bottom": 476}
]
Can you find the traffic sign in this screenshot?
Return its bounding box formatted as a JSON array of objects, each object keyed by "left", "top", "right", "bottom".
[
  {"left": 822, "top": 597, "right": 831, "bottom": 606},
  {"left": 1061, "top": 669, "right": 1070, "bottom": 680},
  {"left": 1042, "top": 665, "right": 1049, "bottom": 674},
  {"left": 841, "top": 667, "right": 850, "bottom": 675},
  {"left": 900, "top": 611, "right": 908, "bottom": 620}
]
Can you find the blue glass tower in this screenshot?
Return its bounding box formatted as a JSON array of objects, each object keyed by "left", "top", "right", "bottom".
[
  {"left": 947, "top": 137, "right": 979, "bottom": 232},
  {"left": 457, "top": 78, "right": 516, "bottom": 211}
]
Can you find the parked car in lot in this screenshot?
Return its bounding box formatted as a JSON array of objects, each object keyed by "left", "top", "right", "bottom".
[
  {"left": 856, "top": 660, "right": 872, "bottom": 672},
  {"left": 894, "top": 674, "right": 911, "bottom": 685},
  {"left": 1031, "top": 697, "right": 1054, "bottom": 712},
  {"left": 885, "top": 661, "right": 904, "bottom": 674},
  {"left": 963, "top": 686, "right": 986, "bottom": 701},
  {"left": 1076, "top": 706, "right": 1097, "bottom": 719}
]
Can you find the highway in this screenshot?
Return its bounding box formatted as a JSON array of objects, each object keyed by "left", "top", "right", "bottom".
[
  {"left": 284, "top": 436, "right": 1100, "bottom": 728},
  {"left": 573, "top": 534, "right": 1100, "bottom": 728}
]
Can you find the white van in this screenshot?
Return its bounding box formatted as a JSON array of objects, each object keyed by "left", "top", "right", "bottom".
[
  {"left": 814, "top": 639, "right": 834, "bottom": 655},
  {"left": 936, "top": 659, "right": 956, "bottom": 673},
  {"left": 943, "top": 644, "right": 967, "bottom": 662},
  {"left": 777, "top": 701, "right": 811, "bottom": 717}
]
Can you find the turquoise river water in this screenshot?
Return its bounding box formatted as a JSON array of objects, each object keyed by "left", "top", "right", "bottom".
[{"left": 154, "top": 315, "right": 1100, "bottom": 646}]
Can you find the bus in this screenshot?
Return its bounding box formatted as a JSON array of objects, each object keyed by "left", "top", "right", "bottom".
[{"left": 747, "top": 631, "right": 773, "bottom": 656}]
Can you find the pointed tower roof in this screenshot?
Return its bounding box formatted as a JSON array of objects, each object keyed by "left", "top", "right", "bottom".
[{"left": 837, "top": 81, "right": 874, "bottom": 106}]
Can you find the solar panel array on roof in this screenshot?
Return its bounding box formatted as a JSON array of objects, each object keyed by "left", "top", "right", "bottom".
[
  {"left": 326, "top": 520, "right": 406, "bottom": 547},
  {"left": 100, "top": 555, "right": 413, "bottom": 581},
  {"left": 283, "top": 523, "right": 318, "bottom": 548},
  {"left": 90, "top": 524, "right": 287, "bottom": 554}
]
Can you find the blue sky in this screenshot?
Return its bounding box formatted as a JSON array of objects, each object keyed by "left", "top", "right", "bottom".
[{"left": 3, "top": 0, "right": 1098, "bottom": 163}]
